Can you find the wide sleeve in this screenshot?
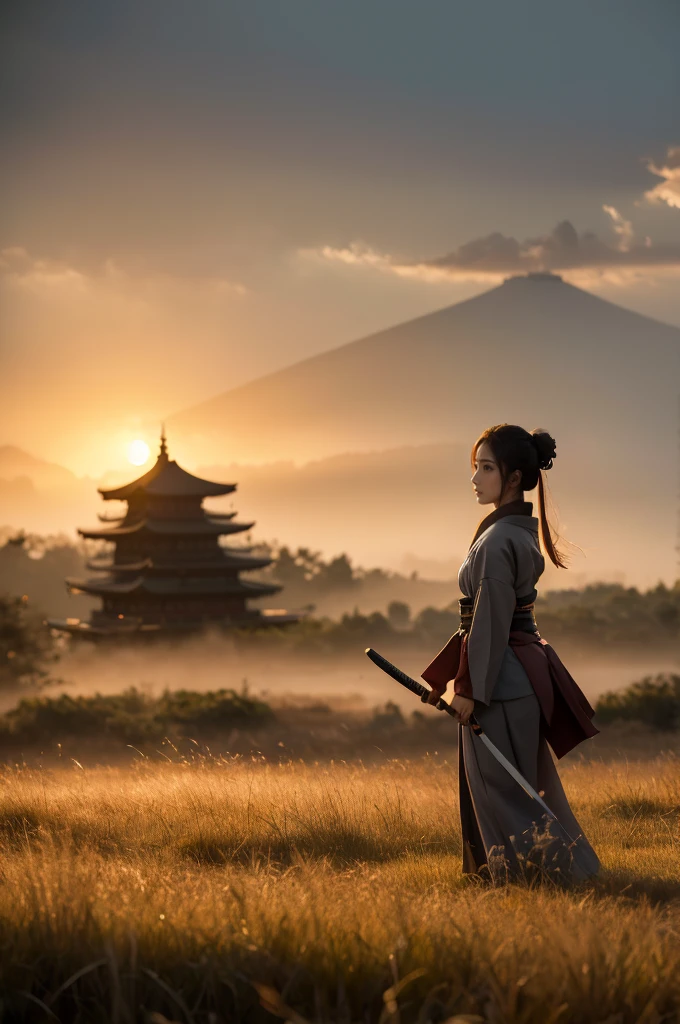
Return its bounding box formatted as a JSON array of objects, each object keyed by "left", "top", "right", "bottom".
[{"left": 466, "top": 535, "right": 517, "bottom": 705}]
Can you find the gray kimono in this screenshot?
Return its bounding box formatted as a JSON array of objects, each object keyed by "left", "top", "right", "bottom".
[
  {"left": 458, "top": 515, "right": 544, "bottom": 703},
  {"left": 455, "top": 511, "right": 600, "bottom": 883}
]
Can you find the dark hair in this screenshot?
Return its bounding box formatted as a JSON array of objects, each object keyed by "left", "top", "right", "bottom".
[{"left": 471, "top": 423, "right": 567, "bottom": 568}]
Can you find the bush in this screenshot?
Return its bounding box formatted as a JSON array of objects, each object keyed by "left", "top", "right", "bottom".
[
  {"left": 0, "top": 687, "right": 274, "bottom": 746},
  {"left": 0, "top": 593, "right": 58, "bottom": 690},
  {"left": 387, "top": 600, "right": 411, "bottom": 629},
  {"left": 595, "top": 673, "right": 680, "bottom": 731},
  {"left": 369, "top": 700, "right": 406, "bottom": 732}
]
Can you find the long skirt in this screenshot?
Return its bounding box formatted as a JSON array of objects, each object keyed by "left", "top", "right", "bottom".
[{"left": 459, "top": 693, "right": 600, "bottom": 884}]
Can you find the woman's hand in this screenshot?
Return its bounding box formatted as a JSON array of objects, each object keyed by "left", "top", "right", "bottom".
[
  {"left": 450, "top": 694, "right": 475, "bottom": 724},
  {"left": 424, "top": 689, "right": 474, "bottom": 724}
]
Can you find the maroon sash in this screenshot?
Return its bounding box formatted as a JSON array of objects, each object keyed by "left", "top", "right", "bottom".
[{"left": 421, "top": 630, "right": 598, "bottom": 759}]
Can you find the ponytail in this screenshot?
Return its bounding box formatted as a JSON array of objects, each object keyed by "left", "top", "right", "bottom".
[{"left": 536, "top": 467, "right": 568, "bottom": 569}]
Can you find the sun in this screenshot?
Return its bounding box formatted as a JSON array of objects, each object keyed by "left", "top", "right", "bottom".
[{"left": 128, "top": 439, "right": 151, "bottom": 466}]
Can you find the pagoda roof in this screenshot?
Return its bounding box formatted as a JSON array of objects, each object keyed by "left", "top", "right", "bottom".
[
  {"left": 47, "top": 608, "right": 303, "bottom": 636},
  {"left": 86, "top": 558, "right": 152, "bottom": 574},
  {"left": 79, "top": 516, "right": 253, "bottom": 540},
  {"left": 86, "top": 551, "right": 273, "bottom": 574},
  {"left": 99, "top": 440, "right": 236, "bottom": 501},
  {"left": 47, "top": 616, "right": 162, "bottom": 636},
  {"left": 66, "top": 576, "right": 281, "bottom": 598}
]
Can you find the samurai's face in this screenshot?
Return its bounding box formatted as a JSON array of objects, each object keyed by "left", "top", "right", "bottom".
[{"left": 471, "top": 441, "right": 522, "bottom": 507}]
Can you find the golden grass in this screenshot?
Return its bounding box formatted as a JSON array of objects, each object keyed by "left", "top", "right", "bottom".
[{"left": 2, "top": 753, "right": 680, "bottom": 1022}]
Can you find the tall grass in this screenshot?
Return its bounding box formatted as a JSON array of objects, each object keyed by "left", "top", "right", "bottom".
[{"left": 2, "top": 754, "right": 680, "bottom": 1022}]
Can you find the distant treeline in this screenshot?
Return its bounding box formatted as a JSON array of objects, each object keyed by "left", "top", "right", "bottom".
[
  {"left": 225, "top": 576, "right": 680, "bottom": 654},
  {"left": 2, "top": 532, "right": 680, "bottom": 692}
]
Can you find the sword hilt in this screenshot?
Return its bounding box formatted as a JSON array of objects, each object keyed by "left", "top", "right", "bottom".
[{"left": 365, "top": 647, "right": 459, "bottom": 719}]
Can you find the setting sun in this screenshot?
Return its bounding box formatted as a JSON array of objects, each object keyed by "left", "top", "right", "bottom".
[{"left": 128, "top": 439, "right": 150, "bottom": 466}]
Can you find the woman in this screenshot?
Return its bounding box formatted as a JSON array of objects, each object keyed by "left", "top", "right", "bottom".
[{"left": 422, "top": 424, "right": 599, "bottom": 884}]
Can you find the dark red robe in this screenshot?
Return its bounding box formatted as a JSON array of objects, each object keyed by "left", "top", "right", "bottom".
[{"left": 421, "top": 628, "right": 598, "bottom": 759}]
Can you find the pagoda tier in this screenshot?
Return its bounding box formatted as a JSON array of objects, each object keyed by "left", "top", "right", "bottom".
[
  {"left": 79, "top": 516, "right": 253, "bottom": 540},
  {"left": 85, "top": 550, "right": 271, "bottom": 574},
  {"left": 48, "top": 432, "right": 300, "bottom": 638},
  {"left": 66, "top": 576, "right": 281, "bottom": 597}
]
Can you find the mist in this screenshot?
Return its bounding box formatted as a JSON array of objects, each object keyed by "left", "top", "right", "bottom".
[{"left": 19, "top": 632, "right": 678, "bottom": 721}]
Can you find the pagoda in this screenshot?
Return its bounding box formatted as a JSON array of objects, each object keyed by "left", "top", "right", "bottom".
[{"left": 48, "top": 432, "right": 299, "bottom": 637}]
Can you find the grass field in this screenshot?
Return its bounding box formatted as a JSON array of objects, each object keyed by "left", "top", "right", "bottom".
[{"left": 2, "top": 747, "right": 680, "bottom": 1023}]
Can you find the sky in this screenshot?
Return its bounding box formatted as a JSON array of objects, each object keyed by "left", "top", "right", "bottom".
[{"left": 1, "top": 0, "right": 680, "bottom": 475}]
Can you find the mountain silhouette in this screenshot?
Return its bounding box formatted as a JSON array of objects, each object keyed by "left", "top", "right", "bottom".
[
  {"left": 0, "top": 446, "right": 80, "bottom": 492},
  {"left": 169, "top": 273, "right": 680, "bottom": 474},
  {"left": 166, "top": 273, "right": 680, "bottom": 586}
]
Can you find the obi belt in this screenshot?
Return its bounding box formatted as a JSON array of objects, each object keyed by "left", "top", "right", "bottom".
[
  {"left": 458, "top": 588, "right": 539, "bottom": 636},
  {"left": 421, "top": 589, "right": 599, "bottom": 759}
]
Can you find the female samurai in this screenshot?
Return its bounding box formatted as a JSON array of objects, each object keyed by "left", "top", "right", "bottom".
[{"left": 422, "top": 424, "right": 600, "bottom": 883}]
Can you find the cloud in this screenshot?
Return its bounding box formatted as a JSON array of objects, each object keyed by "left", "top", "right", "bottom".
[
  {"left": 304, "top": 216, "right": 680, "bottom": 286},
  {"left": 644, "top": 145, "right": 680, "bottom": 210},
  {"left": 0, "top": 247, "right": 247, "bottom": 299},
  {"left": 602, "top": 206, "right": 633, "bottom": 252},
  {"left": 302, "top": 242, "right": 468, "bottom": 282}
]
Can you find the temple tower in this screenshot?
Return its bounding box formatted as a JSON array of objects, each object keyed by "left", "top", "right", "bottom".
[{"left": 49, "top": 433, "right": 297, "bottom": 636}]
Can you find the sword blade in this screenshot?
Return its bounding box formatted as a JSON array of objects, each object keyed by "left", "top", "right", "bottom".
[
  {"left": 365, "top": 646, "right": 578, "bottom": 845},
  {"left": 475, "top": 733, "right": 563, "bottom": 826}
]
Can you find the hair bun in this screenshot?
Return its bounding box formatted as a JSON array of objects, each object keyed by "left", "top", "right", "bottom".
[{"left": 530, "top": 429, "right": 557, "bottom": 471}]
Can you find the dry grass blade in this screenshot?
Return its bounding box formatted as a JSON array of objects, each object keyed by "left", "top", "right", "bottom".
[
  {"left": 381, "top": 967, "right": 429, "bottom": 1023},
  {"left": 141, "top": 968, "right": 195, "bottom": 1023},
  {"left": 18, "top": 990, "right": 61, "bottom": 1020},
  {"left": 46, "top": 958, "right": 107, "bottom": 1006},
  {"left": 252, "top": 982, "right": 311, "bottom": 1023}
]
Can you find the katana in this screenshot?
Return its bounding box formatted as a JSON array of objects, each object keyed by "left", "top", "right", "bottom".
[{"left": 365, "top": 647, "right": 579, "bottom": 847}]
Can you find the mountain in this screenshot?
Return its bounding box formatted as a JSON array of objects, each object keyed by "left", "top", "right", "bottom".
[
  {"left": 167, "top": 273, "right": 680, "bottom": 586},
  {"left": 169, "top": 273, "right": 680, "bottom": 470},
  {"left": 0, "top": 447, "right": 93, "bottom": 537},
  {"left": 0, "top": 446, "right": 80, "bottom": 491}
]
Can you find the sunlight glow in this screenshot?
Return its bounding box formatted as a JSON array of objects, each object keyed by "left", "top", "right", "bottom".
[{"left": 128, "top": 439, "right": 151, "bottom": 466}]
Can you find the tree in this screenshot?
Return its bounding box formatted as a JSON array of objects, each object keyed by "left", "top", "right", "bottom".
[
  {"left": 0, "top": 594, "right": 59, "bottom": 691},
  {"left": 415, "top": 606, "right": 458, "bottom": 642},
  {"left": 387, "top": 600, "right": 411, "bottom": 630},
  {"left": 319, "top": 554, "right": 356, "bottom": 589}
]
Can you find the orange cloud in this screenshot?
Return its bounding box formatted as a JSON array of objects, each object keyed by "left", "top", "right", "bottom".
[
  {"left": 644, "top": 145, "right": 680, "bottom": 210},
  {"left": 601, "top": 205, "right": 633, "bottom": 253},
  {"left": 304, "top": 218, "right": 680, "bottom": 285}
]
